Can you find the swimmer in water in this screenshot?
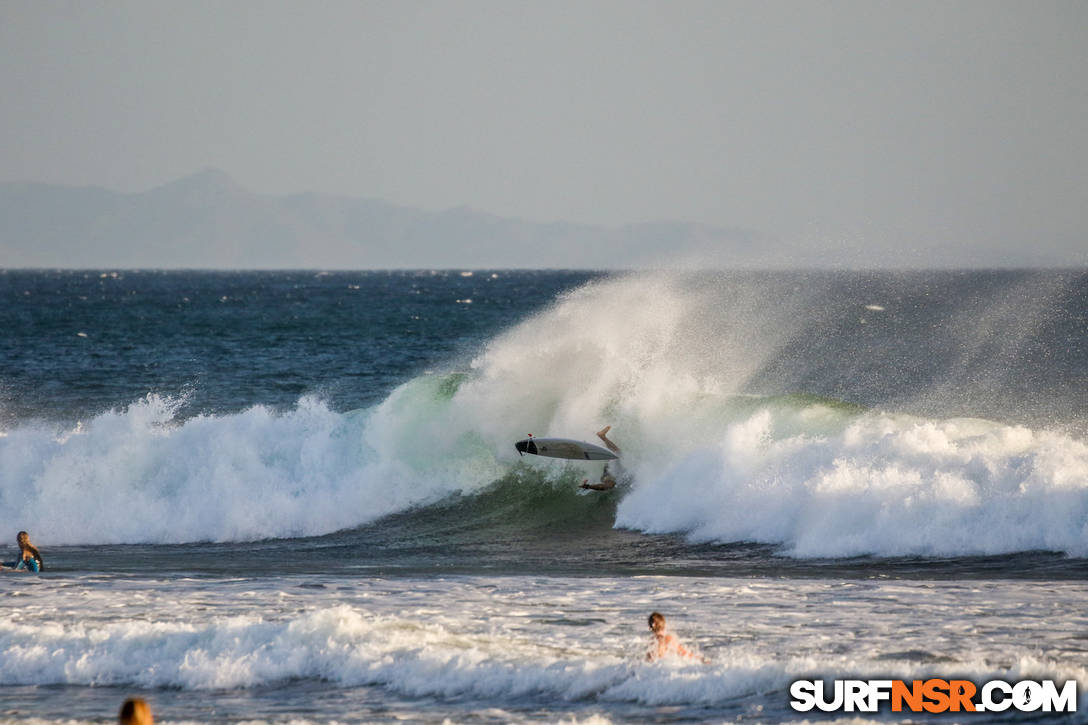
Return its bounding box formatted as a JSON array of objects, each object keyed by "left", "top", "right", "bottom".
[
  {"left": 119, "top": 697, "right": 154, "bottom": 725},
  {"left": 646, "top": 612, "right": 708, "bottom": 663},
  {"left": 1, "top": 531, "right": 43, "bottom": 573}
]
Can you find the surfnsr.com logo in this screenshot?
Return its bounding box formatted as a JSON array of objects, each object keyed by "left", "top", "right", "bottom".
[{"left": 790, "top": 679, "right": 1078, "bottom": 714}]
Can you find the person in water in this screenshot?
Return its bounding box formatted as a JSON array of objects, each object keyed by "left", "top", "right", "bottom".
[
  {"left": 646, "top": 612, "right": 707, "bottom": 663},
  {"left": 2, "top": 531, "right": 43, "bottom": 572},
  {"left": 580, "top": 426, "right": 621, "bottom": 491},
  {"left": 119, "top": 697, "right": 154, "bottom": 725}
]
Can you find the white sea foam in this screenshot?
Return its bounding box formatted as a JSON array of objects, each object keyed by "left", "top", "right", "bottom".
[
  {"left": 0, "top": 602, "right": 738, "bottom": 695},
  {"left": 0, "top": 392, "right": 493, "bottom": 544},
  {"left": 1, "top": 600, "right": 1083, "bottom": 706},
  {"left": 1, "top": 575, "right": 1085, "bottom": 721},
  {"left": 616, "top": 409, "right": 1088, "bottom": 557}
]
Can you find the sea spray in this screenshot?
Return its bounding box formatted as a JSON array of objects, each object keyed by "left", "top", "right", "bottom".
[{"left": 456, "top": 272, "right": 1088, "bottom": 558}]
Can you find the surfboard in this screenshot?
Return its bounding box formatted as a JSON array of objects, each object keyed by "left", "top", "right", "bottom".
[{"left": 514, "top": 437, "right": 618, "bottom": 461}]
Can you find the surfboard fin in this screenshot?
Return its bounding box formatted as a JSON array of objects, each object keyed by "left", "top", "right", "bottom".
[{"left": 514, "top": 435, "right": 538, "bottom": 456}]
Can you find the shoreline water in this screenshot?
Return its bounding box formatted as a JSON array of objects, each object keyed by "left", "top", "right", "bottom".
[{"left": 2, "top": 573, "right": 1086, "bottom": 723}]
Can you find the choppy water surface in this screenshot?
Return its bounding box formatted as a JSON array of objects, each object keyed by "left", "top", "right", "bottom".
[{"left": 3, "top": 575, "right": 1086, "bottom": 723}]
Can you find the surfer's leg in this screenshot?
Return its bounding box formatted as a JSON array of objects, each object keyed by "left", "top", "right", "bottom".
[{"left": 597, "top": 426, "right": 620, "bottom": 454}]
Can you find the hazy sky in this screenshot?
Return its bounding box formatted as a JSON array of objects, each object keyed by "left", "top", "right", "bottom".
[{"left": 2, "top": 0, "right": 1086, "bottom": 261}]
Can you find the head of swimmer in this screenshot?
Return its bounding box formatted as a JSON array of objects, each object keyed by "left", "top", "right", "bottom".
[
  {"left": 119, "top": 697, "right": 153, "bottom": 725},
  {"left": 16, "top": 531, "right": 41, "bottom": 562},
  {"left": 648, "top": 611, "right": 667, "bottom": 635}
]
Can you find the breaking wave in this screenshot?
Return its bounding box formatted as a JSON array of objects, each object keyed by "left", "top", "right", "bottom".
[{"left": 1, "top": 272, "right": 1084, "bottom": 557}]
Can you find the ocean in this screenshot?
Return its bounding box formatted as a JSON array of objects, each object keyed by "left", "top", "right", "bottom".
[{"left": 0, "top": 269, "right": 1085, "bottom": 724}]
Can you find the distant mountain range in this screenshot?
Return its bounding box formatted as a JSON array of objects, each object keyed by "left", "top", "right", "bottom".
[
  {"left": 0, "top": 169, "right": 773, "bottom": 269},
  {"left": 2, "top": 170, "right": 1080, "bottom": 269}
]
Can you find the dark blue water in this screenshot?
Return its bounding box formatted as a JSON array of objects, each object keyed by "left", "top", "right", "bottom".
[{"left": 0, "top": 270, "right": 600, "bottom": 425}]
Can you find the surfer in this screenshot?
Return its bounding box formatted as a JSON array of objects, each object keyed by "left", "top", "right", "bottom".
[
  {"left": 1, "top": 531, "right": 43, "bottom": 573},
  {"left": 646, "top": 612, "right": 708, "bottom": 663},
  {"left": 580, "top": 426, "right": 621, "bottom": 490},
  {"left": 580, "top": 464, "right": 617, "bottom": 491}
]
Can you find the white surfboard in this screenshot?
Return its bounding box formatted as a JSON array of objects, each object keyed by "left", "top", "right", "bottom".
[{"left": 514, "top": 437, "right": 618, "bottom": 461}]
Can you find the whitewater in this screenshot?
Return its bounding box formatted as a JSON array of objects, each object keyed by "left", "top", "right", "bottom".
[
  {"left": 0, "top": 269, "right": 1085, "bottom": 723},
  {"left": 3, "top": 575, "right": 1087, "bottom": 723}
]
